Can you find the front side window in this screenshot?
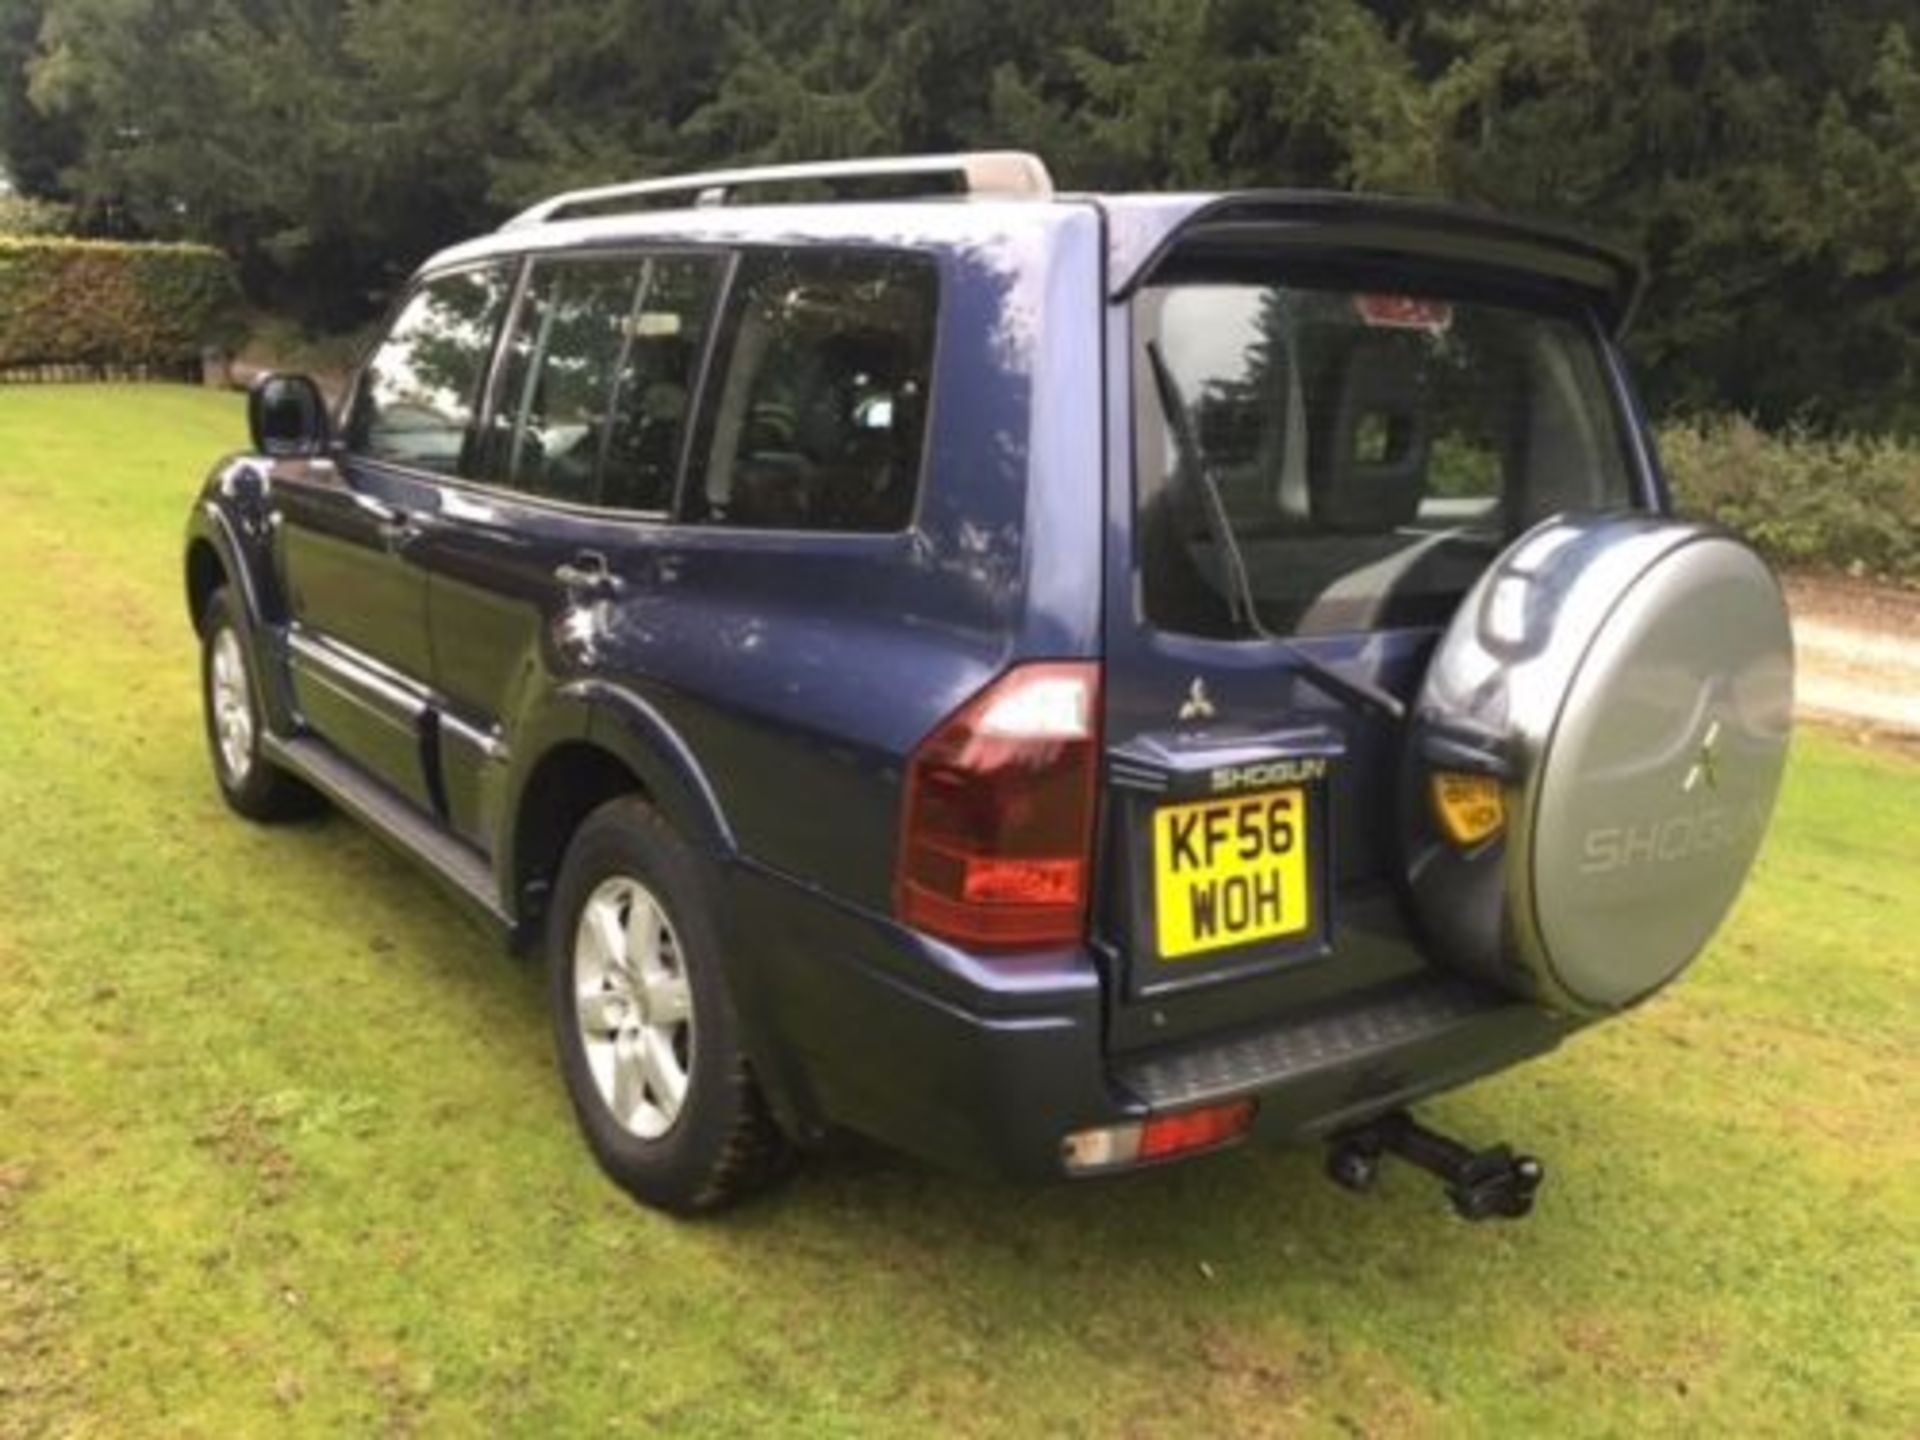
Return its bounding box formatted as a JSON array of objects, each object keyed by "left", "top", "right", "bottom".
[
  {"left": 1135, "top": 282, "right": 1635, "bottom": 636},
  {"left": 346, "top": 265, "right": 514, "bottom": 476},
  {"left": 694, "top": 249, "right": 937, "bottom": 532}
]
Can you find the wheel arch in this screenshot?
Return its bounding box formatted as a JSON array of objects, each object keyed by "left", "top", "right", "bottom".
[
  {"left": 185, "top": 459, "right": 281, "bottom": 635},
  {"left": 185, "top": 493, "right": 299, "bottom": 735},
  {"left": 503, "top": 689, "right": 818, "bottom": 1140},
  {"left": 185, "top": 535, "right": 229, "bottom": 633},
  {"left": 502, "top": 681, "right": 738, "bottom": 938},
  {"left": 185, "top": 502, "right": 263, "bottom": 633}
]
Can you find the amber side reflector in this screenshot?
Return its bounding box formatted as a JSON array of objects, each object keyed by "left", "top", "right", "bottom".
[{"left": 1431, "top": 772, "right": 1505, "bottom": 847}]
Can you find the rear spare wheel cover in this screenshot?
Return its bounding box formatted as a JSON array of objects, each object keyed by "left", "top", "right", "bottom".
[{"left": 1406, "top": 515, "right": 1794, "bottom": 1013}]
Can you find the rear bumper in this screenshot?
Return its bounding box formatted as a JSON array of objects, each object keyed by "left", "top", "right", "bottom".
[{"left": 720, "top": 861, "right": 1572, "bottom": 1182}]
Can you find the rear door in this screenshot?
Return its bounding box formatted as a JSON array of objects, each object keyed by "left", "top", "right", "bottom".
[
  {"left": 410, "top": 249, "right": 729, "bottom": 852},
  {"left": 1099, "top": 266, "right": 1641, "bottom": 1049},
  {"left": 272, "top": 262, "right": 515, "bottom": 809}
]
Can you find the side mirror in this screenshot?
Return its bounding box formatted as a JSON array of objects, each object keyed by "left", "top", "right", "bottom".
[{"left": 248, "top": 373, "right": 331, "bottom": 458}]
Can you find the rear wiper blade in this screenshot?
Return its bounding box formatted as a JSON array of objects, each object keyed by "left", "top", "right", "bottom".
[{"left": 1143, "top": 339, "right": 1407, "bottom": 727}]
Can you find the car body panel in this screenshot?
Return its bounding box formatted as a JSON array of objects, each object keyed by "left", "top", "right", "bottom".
[
  {"left": 184, "top": 183, "right": 1690, "bottom": 1181},
  {"left": 1097, "top": 191, "right": 1641, "bottom": 327}
]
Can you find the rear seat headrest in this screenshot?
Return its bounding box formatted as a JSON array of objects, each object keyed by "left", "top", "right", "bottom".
[{"left": 1308, "top": 331, "right": 1431, "bottom": 533}]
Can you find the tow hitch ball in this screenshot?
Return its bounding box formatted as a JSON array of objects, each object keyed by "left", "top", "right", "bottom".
[{"left": 1326, "top": 1111, "right": 1544, "bottom": 1221}]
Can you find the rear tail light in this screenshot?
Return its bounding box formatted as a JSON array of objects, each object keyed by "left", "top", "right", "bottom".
[
  {"left": 1061, "top": 1099, "right": 1258, "bottom": 1174},
  {"left": 896, "top": 662, "right": 1101, "bottom": 948}
]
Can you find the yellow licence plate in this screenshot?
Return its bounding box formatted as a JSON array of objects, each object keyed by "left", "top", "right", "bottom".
[{"left": 1153, "top": 788, "right": 1311, "bottom": 960}]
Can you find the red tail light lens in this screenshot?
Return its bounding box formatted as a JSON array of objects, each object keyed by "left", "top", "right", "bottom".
[
  {"left": 896, "top": 662, "right": 1101, "bottom": 948},
  {"left": 1137, "top": 1099, "right": 1257, "bottom": 1161},
  {"left": 1061, "top": 1099, "right": 1258, "bottom": 1173}
]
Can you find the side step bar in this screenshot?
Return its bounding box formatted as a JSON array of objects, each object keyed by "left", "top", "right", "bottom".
[{"left": 263, "top": 734, "right": 512, "bottom": 935}]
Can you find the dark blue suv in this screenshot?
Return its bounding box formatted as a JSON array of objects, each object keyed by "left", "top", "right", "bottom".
[{"left": 185, "top": 153, "right": 1793, "bottom": 1217}]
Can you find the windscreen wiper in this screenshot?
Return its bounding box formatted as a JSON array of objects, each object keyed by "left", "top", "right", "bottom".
[{"left": 1143, "top": 340, "right": 1406, "bottom": 726}]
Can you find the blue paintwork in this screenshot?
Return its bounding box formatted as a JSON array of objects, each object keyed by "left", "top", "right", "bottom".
[{"left": 184, "top": 188, "right": 1656, "bottom": 1177}]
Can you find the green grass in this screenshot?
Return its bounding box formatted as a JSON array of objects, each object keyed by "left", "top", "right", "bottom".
[{"left": 1, "top": 385, "right": 1914, "bottom": 1437}]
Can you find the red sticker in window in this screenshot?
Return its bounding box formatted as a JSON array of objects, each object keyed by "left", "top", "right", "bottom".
[{"left": 1354, "top": 294, "right": 1453, "bottom": 334}]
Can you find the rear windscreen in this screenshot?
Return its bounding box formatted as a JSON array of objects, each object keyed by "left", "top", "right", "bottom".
[{"left": 1133, "top": 282, "right": 1636, "bottom": 637}]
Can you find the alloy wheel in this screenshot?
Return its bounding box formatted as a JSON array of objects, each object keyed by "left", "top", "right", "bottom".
[
  {"left": 572, "top": 875, "right": 696, "bottom": 1140},
  {"left": 209, "top": 627, "right": 254, "bottom": 783}
]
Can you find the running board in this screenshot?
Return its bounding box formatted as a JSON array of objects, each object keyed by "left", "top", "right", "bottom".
[{"left": 263, "top": 734, "right": 512, "bottom": 934}]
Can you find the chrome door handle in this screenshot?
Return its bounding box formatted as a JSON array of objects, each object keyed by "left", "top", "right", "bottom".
[
  {"left": 554, "top": 551, "right": 627, "bottom": 596},
  {"left": 350, "top": 491, "right": 403, "bottom": 525},
  {"left": 350, "top": 490, "right": 418, "bottom": 541}
]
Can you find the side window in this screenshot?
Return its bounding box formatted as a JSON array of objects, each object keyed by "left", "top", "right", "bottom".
[
  {"left": 602, "top": 256, "right": 725, "bottom": 513},
  {"left": 346, "top": 265, "right": 514, "bottom": 476},
  {"left": 480, "top": 259, "right": 643, "bottom": 505},
  {"left": 477, "top": 253, "right": 724, "bottom": 511},
  {"left": 694, "top": 249, "right": 936, "bottom": 532}
]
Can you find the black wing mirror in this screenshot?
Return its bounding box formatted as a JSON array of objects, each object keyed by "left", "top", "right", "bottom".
[{"left": 248, "top": 373, "right": 331, "bottom": 458}]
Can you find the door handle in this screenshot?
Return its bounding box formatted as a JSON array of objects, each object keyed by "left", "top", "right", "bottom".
[
  {"left": 350, "top": 491, "right": 402, "bottom": 525},
  {"left": 554, "top": 551, "right": 627, "bottom": 597},
  {"left": 351, "top": 491, "right": 417, "bottom": 541}
]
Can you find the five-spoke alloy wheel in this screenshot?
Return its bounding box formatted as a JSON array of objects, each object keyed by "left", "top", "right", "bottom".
[
  {"left": 572, "top": 875, "right": 696, "bottom": 1141},
  {"left": 209, "top": 625, "right": 256, "bottom": 785},
  {"left": 549, "top": 797, "right": 793, "bottom": 1213},
  {"left": 198, "top": 588, "right": 318, "bottom": 822}
]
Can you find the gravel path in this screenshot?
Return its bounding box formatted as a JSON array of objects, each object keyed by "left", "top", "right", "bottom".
[{"left": 1786, "top": 578, "right": 1920, "bottom": 736}]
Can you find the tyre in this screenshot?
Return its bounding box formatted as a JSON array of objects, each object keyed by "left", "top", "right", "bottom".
[
  {"left": 199, "top": 588, "right": 321, "bottom": 822},
  {"left": 547, "top": 797, "right": 794, "bottom": 1214}
]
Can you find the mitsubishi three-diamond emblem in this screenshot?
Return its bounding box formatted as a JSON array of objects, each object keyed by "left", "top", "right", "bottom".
[{"left": 1684, "top": 719, "right": 1722, "bottom": 794}]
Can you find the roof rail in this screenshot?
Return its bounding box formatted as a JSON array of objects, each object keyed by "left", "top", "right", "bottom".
[{"left": 501, "top": 151, "right": 1054, "bottom": 231}]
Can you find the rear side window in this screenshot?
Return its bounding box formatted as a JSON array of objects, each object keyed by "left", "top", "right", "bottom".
[
  {"left": 693, "top": 249, "right": 936, "bottom": 532},
  {"left": 480, "top": 253, "right": 722, "bottom": 510},
  {"left": 1134, "top": 283, "right": 1635, "bottom": 636},
  {"left": 346, "top": 265, "right": 514, "bottom": 476},
  {"left": 602, "top": 256, "right": 724, "bottom": 513},
  {"left": 481, "top": 259, "right": 637, "bottom": 504}
]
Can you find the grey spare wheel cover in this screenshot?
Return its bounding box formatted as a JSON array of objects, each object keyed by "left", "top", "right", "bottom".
[{"left": 1406, "top": 514, "right": 1794, "bottom": 1013}]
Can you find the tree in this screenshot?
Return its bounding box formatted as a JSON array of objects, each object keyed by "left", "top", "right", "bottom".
[
  {"left": 1409, "top": 0, "right": 1920, "bottom": 430},
  {"left": 0, "top": 0, "right": 80, "bottom": 199},
  {"left": 0, "top": 0, "right": 1909, "bottom": 430}
]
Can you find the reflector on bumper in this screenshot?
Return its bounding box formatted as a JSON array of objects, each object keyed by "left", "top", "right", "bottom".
[{"left": 1061, "top": 1099, "right": 1257, "bottom": 1174}]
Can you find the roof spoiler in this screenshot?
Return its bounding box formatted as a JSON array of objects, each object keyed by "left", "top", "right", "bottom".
[{"left": 1112, "top": 192, "right": 1643, "bottom": 332}]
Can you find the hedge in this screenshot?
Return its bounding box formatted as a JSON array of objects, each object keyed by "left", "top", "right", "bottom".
[
  {"left": 1661, "top": 417, "right": 1920, "bottom": 587},
  {"left": 0, "top": 237, "right": 244, "bottom": 370},
  {"left": 0, "top": 194, "right": 74, "bottom": 237}
]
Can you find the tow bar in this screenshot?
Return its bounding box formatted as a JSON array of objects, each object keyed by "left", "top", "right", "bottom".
[{"left": 1326, "top": 1111, "right": 1544, "bottom": 1221}]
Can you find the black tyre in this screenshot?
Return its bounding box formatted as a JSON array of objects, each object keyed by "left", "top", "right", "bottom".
[
  {"left": 199, "top": 589, "right": 321, "bottom": 822},
  {"left": 548, "top": 796, "right": 794, "bottom": 1214}
]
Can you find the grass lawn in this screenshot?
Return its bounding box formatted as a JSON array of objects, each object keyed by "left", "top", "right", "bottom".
[{"left": 1, "top": 385, "right": 1914, "bottom": 1436}]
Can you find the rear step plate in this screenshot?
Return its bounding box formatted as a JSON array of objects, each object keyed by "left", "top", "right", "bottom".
[{"left": 1112, "top": 976, "right": 1556, "bottom": 1115}]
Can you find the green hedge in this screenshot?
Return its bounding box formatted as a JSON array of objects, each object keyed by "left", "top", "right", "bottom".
[
  {"left": 1661, "top": 417, "right": 1920, "bottom": 586},
  {"left": 0, "top": 237, "right": 243, "bottom": 368},
  {"left": 0, "top": 194, "right": 75, "bottom": 237}
]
